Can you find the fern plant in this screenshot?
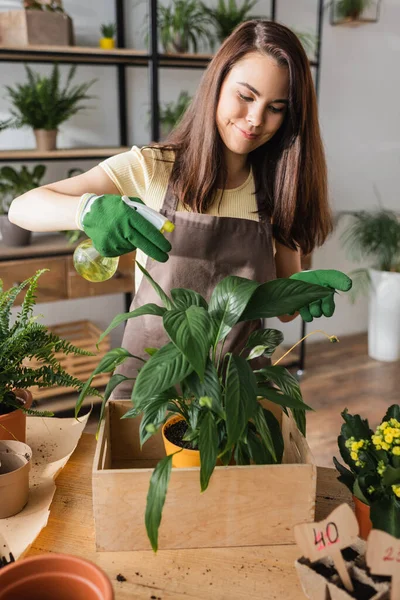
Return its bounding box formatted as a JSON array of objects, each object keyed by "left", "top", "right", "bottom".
[
  {"left": 0, "top": 64, "right": 96, "bottom": 132},
  {"left": 0, "top": 165, "right": 46, "bottom": 215},
  {"left": 157, "top": 0, "right": 214, "bottom": 53},
  {"left": 0, "top": 269, "right": 99, "bottom": 416}
]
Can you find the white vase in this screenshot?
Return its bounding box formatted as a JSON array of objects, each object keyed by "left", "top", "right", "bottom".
[{"left": 368, "top": 268, "right": 400, "bottom": 362}]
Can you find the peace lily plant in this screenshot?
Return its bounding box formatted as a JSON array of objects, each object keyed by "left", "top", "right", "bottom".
[{"left": 77, "top": 264, "right": 343, "bottom": 551}]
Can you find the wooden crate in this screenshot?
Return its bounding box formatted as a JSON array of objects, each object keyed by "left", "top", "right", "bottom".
[
  {"left": 93, "top": 400, "right": 317, "bottom": 552},
  {"left": 0, "top": 10, "right": 74, "bottom": 46},
  {"left": 28, "top": 320, "right": 110, "bottom": 400}
]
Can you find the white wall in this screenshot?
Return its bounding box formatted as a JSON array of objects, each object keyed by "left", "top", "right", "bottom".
[{"left": 2, "top": 0, "right": 399, "bottom": 347}]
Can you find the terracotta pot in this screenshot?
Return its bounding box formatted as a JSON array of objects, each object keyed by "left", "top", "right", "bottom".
[
  {"left": 34, "top": 129, "right": 57, "bottom": 151},
  {"left": 0, "top": 439, "right": 32, "bottom": 519},
  {"left": 0, "top": 389, "right": 33, "bottom": 442},
  {"left": 162, "top": 415, "right": 200, "bottom": 468},
  {"left": 353, "top": 495, "right": 372, "bottom": 540},
  {"left": 0, "top": 553, "right": 114, "bottom": 600}
]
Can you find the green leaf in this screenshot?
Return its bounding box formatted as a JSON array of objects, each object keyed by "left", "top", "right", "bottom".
[
  {"left": 253, "top": 404, "right": 277, "bottom": 462},
  {"left": 340, "top": 409, "right": 373, "bottom": 441},
  {"left": 199, "top": 412, "right": 219, "bottom": 492},
  {"left": 136, "top": 262, "right": 174, "bottom": 309},
  {"left": 98, "top": 304, "right": 166, "bottom": 343},
  {"left": 139, "top": 391, "right": 175, "bottom": 447},
  {"left": 208, "top": 276, "right": 259, "bottom": 344},
  {"left": 247, "top": 429, "right": 273, "bottom": 464},
  {"left": 170, "top": 288, "right": 208, "bottom": 310},
  {"left": 133, "top": 342, "right": 193, "bottom": 405},
  {"left": 225, "top": 354, "right": 258, "bottom": 447},
  {"left": 353, "top": 478, "right": 370, "bottom": 505},
  {"left": 370, "top": 495, "right": 400, "bottom": 538},
  {"left": 261, "top": 408, "right": 284, "bottom": 463},
  {"left": 184, "top": 358, "right": 224, "bottom": 419},
  {"left": 333, "top": 456, "right": 355, "bottom": 492},
  {"left": 382, "top": 404, "right": 400, "bottom": 423},
  {"left": 257, "top": 385, "right": 313, "bottom": 411},
  {"left": 382, "top": 465, "right": 400, "bottom": 487},
  {"left": 245, "top": 328, "right": 284, "bottom": 357},
  {"left": 234, "top": 440, "right": 251, "bottom": 465},
  {"left": 96, "top": 373, "right": 131, "bottom": 436},
  {"left": 145, "top": 453, "right": 174, "bottom": 552},
  {"left": 240, "top": 279, "right": 331, "bottom": 321},
  {"left": 163, "top": 306, "right": 211, "bottom": 380}
]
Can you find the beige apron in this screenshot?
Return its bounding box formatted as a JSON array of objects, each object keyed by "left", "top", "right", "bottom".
[{"left": 115, "top": 181, "right": 276, "bottom": 398}]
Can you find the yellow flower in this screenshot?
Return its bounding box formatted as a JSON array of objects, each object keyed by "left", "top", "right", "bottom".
[
  {"left": 351, "top": 451, "right": 358, "bottom": 461},
  {"left": 392, "top": 485, "right": 400, "bottom": 498},
  {"left": 380, "top": 422, "right": 389, "bottom": 431},
  {"left": 372, "top": 435, "right": 382, "bottom": 446},
  {"left": 393, "top": 447, "right": 400, "bottom": 456},
  {"left": 385, "top": 434, "right": 394, "bottom": 444},
  {"left": 381, "top": 442, "right": 390, "bottom": 451}
]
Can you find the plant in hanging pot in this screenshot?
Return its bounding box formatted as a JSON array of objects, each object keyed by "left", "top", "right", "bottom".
[
  {"left": 339, "top": 207, "right": 400, "bottom": 362},
  {"left": 0, "top": 64, "right": 96, "bottom": 151},
  {"left": 99, "top": 22, "right": 116, "bottom": 49},
  {"left": 334, "top": 404, "right": 400, "bottom": 541},
  {"left": 77, "top": 263, "right": 351, "bottom": 551},
  {"left": 0, "top": 164, "right": 46, "bottom": 247},
  {"left": 0, "top": 269, "right": 100, "bottom": 443},
  {"left": 335, "top": 0, "right": 372, "bottom": 21},
  {"left": 156, "top": 0, "right": 214, "bottom": 54}
]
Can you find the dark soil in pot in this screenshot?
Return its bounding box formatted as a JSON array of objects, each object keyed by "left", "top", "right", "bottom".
[
  {"left": 0, "top": 404, "right": 18, "bottom": 416},
  {"left": 164, "top": 420, "right": 198, "bottom": 450}
]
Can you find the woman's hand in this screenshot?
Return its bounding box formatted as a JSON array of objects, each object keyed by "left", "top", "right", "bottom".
[{"left": 289, "top": 269, "right": 352, "bottom": 322}]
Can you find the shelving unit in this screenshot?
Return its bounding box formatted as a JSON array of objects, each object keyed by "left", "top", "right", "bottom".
[{"left": 0, "top": 0, "right": 325, "bottom": 372}]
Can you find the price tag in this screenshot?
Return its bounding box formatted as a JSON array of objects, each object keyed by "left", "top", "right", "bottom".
[
  {"left": 366, "top": 530, "right": 400, "bottom": 600},
  {"left": 294, "top": 504, "right": 359, "bottom": 592}
]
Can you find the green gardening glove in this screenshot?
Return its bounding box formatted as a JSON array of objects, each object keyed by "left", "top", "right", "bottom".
[
  {"left": 289, "top": 269, "right": 352, "bottom": 322},
  {"left": 76, "top": 194, "right": 172, "bottom": 262}
]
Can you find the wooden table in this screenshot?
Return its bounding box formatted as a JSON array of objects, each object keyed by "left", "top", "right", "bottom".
[{"left": 27, "top": 433, "right": 352, "bottom": 600}]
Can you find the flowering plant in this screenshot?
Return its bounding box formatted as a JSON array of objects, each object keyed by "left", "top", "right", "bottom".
[{"left": 334, "top": 404, "right": 400, "bottom": 538}]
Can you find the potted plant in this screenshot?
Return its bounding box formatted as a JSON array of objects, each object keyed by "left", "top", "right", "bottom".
[
  {"left": 77, "top": 263, "right": 350, "bottom": 551},
  {"left": 200, "top": 0, "right": 258, "bottom": 43},
  {"left": 334, "top": 404, "right": 400, "bottom": 540},
  {"left": 99, "top": 22, "right": 116, "bottom": 49},
  {"left": 0, "top": 64, "right": 96, "bottom": 151},
  {"left": 159, "top": 91, "right": 192, "bottom": 139},
  {"left": 0, "top": 269, "right": 100, "bottom": 443},
  {"left": 340, "top": 208, "right": 400, "bottom": 361},
  {"left": 0, "top": 164, "right": 46, "bottom": 247},
  {"left": 335, "top": 0, "right": 372, "bottom": 21},
  {"left": 157, "top": 0, "right": 214, "bottom": 53}
]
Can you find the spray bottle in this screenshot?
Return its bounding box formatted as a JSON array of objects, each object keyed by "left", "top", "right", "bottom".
[{"left": 73, "top": 195, "right": 174, "bottom": 283}]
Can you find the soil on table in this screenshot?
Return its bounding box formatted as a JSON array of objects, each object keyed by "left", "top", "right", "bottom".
[{"left": 164, "top": 420, "right": 198, "bottom": 450}]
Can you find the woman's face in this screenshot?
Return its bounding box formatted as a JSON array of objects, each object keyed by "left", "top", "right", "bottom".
[{"left": 216, "top": 51, "right": 289, "bottom": 158}]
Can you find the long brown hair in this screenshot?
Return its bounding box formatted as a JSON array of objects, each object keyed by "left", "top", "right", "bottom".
[{"left": 155, "top": 20, "right": 332, "bottom": 255}]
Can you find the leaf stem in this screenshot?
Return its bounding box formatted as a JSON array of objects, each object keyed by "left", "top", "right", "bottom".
[{"left": 273, "top": 330, "right": 339, "bottom": 366}]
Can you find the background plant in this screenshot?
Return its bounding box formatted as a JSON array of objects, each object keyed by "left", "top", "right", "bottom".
[
  {"left": 77, "top": 263, "right": 335, "bottom": 551},
  {"left": 334, "top": 405, "right": 400, "bottom": 538},
  {"left": 24, "top": 0, "right": 66, "bottom": 13},
  {"left": 336, "top": 0, "right": 371, "bottom": 19},
  {"left": 0, "top": 165, "right": 46, "bottom": 215},
  {"left": 0, "top": 269, "right": 100, "bottom": 416},
  {"left": 156, "top": 0, "right": 214, "bottom": 53},
  {"left": 200, "top": 0, "right": 258, "bottom": 43},
  {"left": 101, "top": 23, "right": 117, "bottom": 38},
  {"left": 0, "top": 64, "right": 96, "bottom": 132},
  {"left": 159, "top": 91, "right": 192, "bottom": 134}
]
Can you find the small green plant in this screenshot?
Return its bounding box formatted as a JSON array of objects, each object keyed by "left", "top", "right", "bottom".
[
  {"left": 159, "top": 91, "right": 192, "bottom": 135},
  {"left": 334, "top": 405, "right": 400, "bottom": 538},
  {"left": 77, "top": 263, "right": 342, "bottom": 551},
  {"left": 0, "top": 165, "right": 46, "bottom": 215},
  {"left": 0, "top": 270, "right": 100, "bottom": 417},
  {"left": 336, "top": 0, "right": 372, "bottom": 20},
  {"left": 101, "top": 23, "right": 117, "bottom": 38},
  {"left": 200, "top": 0, "right": 258, "bottom": 43},
  {"left": 157, "top": 0, "right": 214, "bottom": 53},
  {"left": 0, "top": 64, "right": 96, "bottom": 132}
]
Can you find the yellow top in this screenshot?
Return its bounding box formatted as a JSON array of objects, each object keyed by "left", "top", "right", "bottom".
[{"left": 99, "top": 145, "right": 260, "bottom": 291}]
